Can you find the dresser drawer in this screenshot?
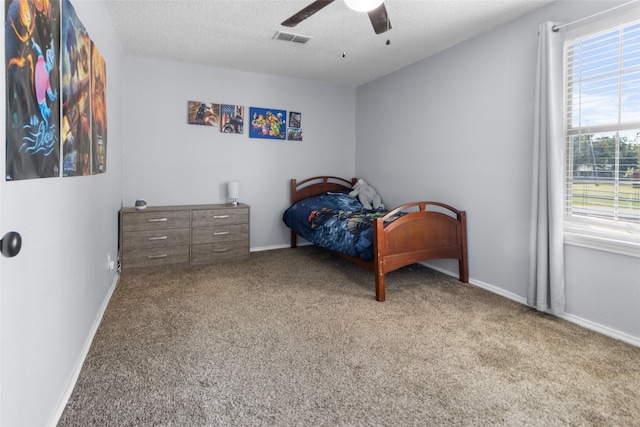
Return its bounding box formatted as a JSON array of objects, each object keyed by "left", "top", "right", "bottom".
[
  {"left": 191, "top": 241, "right": 249, "bottom": 265},
  {"left": 121, "top": 210, "right": 190, "bottom": 232},
  {"left": 122, "top": 228, "right": 190, "bottom": 250},
  {"left": 119, "top": 204, "right": 249, "bottom": 273},
  {"left": 121, "top": 245, "right": 189, "bottom": 270},
  {"left": 191, "top": 224, "right": 249, "bottom": 245},
  {"left": 192, "top": 208, "right": 248, "bottom": 227}
]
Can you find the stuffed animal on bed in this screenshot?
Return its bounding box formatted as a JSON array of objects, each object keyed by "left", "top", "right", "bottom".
[{"left": 349, "top": 178, "right": 385, "bottom": 210}]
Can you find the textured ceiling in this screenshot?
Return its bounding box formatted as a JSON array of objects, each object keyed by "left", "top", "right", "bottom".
[{"left": 103, "top": 0, "right": 555, "bottom": 87}]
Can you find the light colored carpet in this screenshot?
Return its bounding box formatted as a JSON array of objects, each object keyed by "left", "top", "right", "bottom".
[{"left": 58, "top": 247, "right": 640, "bottom": 426}]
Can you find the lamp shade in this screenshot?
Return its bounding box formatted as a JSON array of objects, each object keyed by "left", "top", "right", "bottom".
[
  {"left": 344, "top": 0, "right": 384, "bottom": 12},
  {"left": 228, "top": 181, "right": 240, "bottom": 201}
]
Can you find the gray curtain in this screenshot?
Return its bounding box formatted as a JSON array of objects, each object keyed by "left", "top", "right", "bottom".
[{"left": 528, "top": 22, "right": 566, "bottom": 315}]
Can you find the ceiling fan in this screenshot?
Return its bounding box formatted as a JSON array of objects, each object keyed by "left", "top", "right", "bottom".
[{"left": 281, "top": 0, "right": 392, "bottom": 35}]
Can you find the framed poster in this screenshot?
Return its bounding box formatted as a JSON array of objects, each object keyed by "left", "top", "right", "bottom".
[
  {"left": 91, "top": 42, "right": 107, "bottom": 174},
  {"left": 220, "top": 104, "right": 244, "bottom": 134},
  {"left": 288, "top": 111, "right": 301, "bottom": 128},
  {"left": 187, "top": 101, "right": 220, "bottom": 126},
  {"left": 5, "top": 0, "right": 61, "bottom": 180},
  {"left": 287, "top": 111, "right": 302, "bottom": 140},
  {"left": 287, "top": 128, "right": 302, "bottom": 141},
  {"left": 249, "top": 107, "right": 286, "bottom": 140},
  {"left": 61, "top": 0, "right": 92, "bottom": 177}
]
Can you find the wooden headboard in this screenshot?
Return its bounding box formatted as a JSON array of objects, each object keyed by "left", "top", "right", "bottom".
[{"left": 290, "top": 176, "right": 357, "bottom": 205}]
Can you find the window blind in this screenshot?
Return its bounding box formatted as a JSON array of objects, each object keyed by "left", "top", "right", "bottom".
[{"left": 564, "top": 13, "right": 640, "bottom": 237}]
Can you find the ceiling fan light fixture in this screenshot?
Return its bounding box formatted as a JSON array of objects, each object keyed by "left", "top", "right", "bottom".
[{"left": 344, "top": 0, "right": 384, "bottom": 13}]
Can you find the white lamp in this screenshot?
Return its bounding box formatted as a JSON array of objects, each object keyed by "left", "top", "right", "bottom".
[
  {"left": 228, "top": 181, "right": 240, "bottom": 206},
  {"left": 344, "top": 0, "right": 384, "bottom": 12}
]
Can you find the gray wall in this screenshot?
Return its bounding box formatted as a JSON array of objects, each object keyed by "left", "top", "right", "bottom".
[
  {"left": 122, "top": 57, "right": 356, "bottom": 249},
  {"left": 355, "top": 1, "right": 639, "bottom": 341},
  {"left": 0, "top": 2, "right": 124, "bottom": 426}
]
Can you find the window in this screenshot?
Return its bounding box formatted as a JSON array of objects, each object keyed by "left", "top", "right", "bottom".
[{"left": 563, "top": 10, "right": 640, "bottom": 255}]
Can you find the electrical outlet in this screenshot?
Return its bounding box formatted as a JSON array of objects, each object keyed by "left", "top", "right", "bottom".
[{"left": 107, "top": 253, "right": 115, "bottom": 271}]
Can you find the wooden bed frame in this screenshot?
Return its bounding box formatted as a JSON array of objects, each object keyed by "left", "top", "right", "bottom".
[{"left": 289, "top": 176, "right": 469, "bottom": 302}]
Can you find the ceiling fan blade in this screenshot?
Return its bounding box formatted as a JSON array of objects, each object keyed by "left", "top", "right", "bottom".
[
  {"left": 368, "top": 3, "right": 391, "bottom": 34},
  {"left": 281, "top": 0, "right": 335, "bottom": 27}
]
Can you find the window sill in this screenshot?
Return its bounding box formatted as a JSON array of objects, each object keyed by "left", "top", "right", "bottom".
[{"left": 564, "top": 230, "right": 640, "bottom": 258}]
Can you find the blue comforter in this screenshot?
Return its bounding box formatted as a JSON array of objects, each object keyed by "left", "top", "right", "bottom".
[{"left": 282, "top": 191, "right": 393, "bottom": 261}]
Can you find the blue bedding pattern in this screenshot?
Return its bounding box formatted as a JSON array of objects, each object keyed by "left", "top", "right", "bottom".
[{"left": 282, "top": 191, "right": 399, "bottom": 261}]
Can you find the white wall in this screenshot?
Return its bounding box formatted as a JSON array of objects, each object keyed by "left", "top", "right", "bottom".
[
  {"left": 122, "top": 57, "right": 356, "bottom": 248},
  {"left": 355, "top": 0, "right": 639, "bottom": 342},
  {"left": 0, "top": 1, "right": 123, "bottom": 426}
]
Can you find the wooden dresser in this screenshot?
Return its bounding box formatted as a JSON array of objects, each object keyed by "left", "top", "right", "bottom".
[{"left": 119, "top": 203, "right": 249, "bottom": 273}]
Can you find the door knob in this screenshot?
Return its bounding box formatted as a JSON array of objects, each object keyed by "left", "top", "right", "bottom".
[{"left": 1, "top": 231, "right": 22, "bottom": 258}]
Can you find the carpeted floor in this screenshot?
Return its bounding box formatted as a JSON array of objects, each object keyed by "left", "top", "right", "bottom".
[{"left": 58, "top": 246, "right": 640, "bottom": 426}]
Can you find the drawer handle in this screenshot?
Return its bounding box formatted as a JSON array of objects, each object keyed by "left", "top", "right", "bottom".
[
  {"left": 147, "top": 254, "right": 168, "bottom": 259},
  {"left": 213, "top": 248, "right": 230, "bottom": 253},
  {"left": 148, "top": 218, "right": 168, "bottom": 223},
  {"left": 213, "top": 231, "right": 230, "bottom": 236},
  {"left": 213, "top": 215, "right": 230, "bottom": 219},
  {"left": 148, "top": 236, "right": 168, "bottom": 241}
]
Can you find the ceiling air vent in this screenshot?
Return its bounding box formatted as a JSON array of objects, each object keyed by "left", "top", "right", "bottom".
[{"left": 273, "top": 30, "right": 312, "bottom": 44}]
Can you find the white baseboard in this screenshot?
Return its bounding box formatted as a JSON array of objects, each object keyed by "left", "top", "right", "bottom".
[
  {"left": 467, "top": 276, "right": 528, "bottom": 305},
  {"left": 250, "top": 242, "right": 311, "bottom": 252},
  {"left": 49, "top": 273, "right": 120, "bottom": 427},
  {"left": 250, "top": 243, "right": 291, "bottom": 252},
  {"left": 420, "top": 262, "right": 640, "bottom": 348},
  {"left": 556, "top": 312, "right": 640, "bottom": 348}
]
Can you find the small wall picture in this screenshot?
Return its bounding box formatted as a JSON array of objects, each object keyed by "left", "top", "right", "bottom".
[
  {"left": 287, "top": 128, "right": 303, "bottom": 141},
  {"left": 187, "top": 101, "right": 220, "bottom": 126},
  {"left": 220, "top": 104, "right": 244, "bottom": 134},
  {"left": 289, "top": 111, "right": 301, "bottom": 128},
  {"left": 249, "top": 107, "right": 286, "bottom": 140},
  {"left": 287, "top": 111, "right": 302, "bottom": 141}
]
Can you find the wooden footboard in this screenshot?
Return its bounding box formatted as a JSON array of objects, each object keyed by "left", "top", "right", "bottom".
[
  {"left": 289, "top": 177, "right": 469, "bottom": 302},
  {"left": 372, "top": 202, "right": 468, "bottom": 301}
]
